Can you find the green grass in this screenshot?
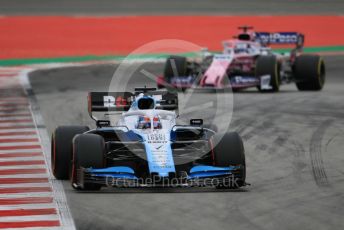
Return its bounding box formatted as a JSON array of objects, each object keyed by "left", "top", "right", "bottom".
[{"left": 0, "top": 45, "right": 343, "bottom": 66}]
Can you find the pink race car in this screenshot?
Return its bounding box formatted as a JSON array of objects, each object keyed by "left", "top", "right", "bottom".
[{"left": 157, "top": 26, "right": 325, "bottom": 92}]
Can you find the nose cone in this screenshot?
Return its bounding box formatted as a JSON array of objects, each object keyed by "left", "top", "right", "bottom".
[{"left": 202, "top": 59, "right": 231, "bottom": 87}]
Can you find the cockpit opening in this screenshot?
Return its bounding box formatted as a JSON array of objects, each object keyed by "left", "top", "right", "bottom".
[{"left": 137, "top": 97, "right": 155, "bottom": 110}]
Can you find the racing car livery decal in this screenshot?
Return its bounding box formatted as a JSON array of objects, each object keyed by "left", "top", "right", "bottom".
[{"left": 255, "top": 32, "right": 303, "bottom": 44}]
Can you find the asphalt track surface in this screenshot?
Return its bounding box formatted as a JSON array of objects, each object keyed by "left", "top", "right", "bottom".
[
  {"left": 29, "top": 55, "right": 344, "bottom": 230},
  {"left": 1, "top": 0, "right": 344, "bottom": 15},
  {"left": 9, "top": 0, "right": 344, "bottom": 229}
]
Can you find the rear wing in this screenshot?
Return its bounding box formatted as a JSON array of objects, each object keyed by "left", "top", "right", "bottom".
[
  {"left": 88, "top": 90, "right": 178, "bottom": 121},
  {"left": 88, "top": 92, "right": 133, "bottom": 112},
  {"left": 255, "top": 32, "right": 304, "bottom": 49},
  {"left": 88, "top": 92, "right": 134, "bottom": 121}
]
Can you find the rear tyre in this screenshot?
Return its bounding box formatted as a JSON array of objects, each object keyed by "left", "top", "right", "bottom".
[
  {"left": 71, "top": 134, "right": 105, "bottom": 190},
  {"left": 51, "top": 126, "right": 89, "bottom": 180},
  {"left": 294, "top": 55, "right": 325, "bottom": 91},
  {"left": 163, "top": 56, "right": 187, "bottom": 86},
  {"left": 212, "top": 132, "right": 246, "bottom": 188},
  {"left": 256, "top": 56, "right": 280, "bottom": 92}
]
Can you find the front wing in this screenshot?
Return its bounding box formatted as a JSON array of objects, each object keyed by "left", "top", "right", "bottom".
[
  {"left": 77, "top": 165, "right": 244, "bottom": 188},
  {"left": 158, "top": 75, "right": 270, "bottom": 90}
]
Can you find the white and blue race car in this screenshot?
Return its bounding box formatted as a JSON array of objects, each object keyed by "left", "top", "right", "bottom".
[{"left": 51, "top": 88, "right": 246, "bottom": 190}]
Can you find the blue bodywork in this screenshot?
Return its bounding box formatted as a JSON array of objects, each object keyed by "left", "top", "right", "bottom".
[
  {"left": 86, "top": 166, "right": 138, "bottom": 180},
  {"left": 187, "top": 165, "right": 239, "bottom": 179},
  {"left": 85, "top": 165, "right": 239, "bottom": 181}
]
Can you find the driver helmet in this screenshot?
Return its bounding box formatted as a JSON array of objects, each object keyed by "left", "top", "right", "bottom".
[
  {"left": 136, "top": 116, "right": 162, "bottom": 129},
  {"left": 153, "top": 116, "right": 162, "bottom": 129},
  {"left": 137, "top": 116, "right": 151, "bottom": 129}
]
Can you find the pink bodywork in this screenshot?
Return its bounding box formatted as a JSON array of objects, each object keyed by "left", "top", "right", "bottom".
[
  {"left": 201, "top": 58, "right": 232, "bottom": 87},
  {"left": 199, "top": 39, "right": 261, "bottom": 88}
]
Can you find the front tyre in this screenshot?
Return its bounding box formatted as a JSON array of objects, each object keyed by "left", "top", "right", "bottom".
[
  {"left": 212, "top": 132, "right": 246, "bottom": 188},
  {"left": 256, "top": 55, "right": 280, "bottom": 92},
  {"left": 51, "top": 126, "right": 89, "bottom": 180},
  {"left": 71, "top": 134, "right": 105, "bottom": 190},
  {"left": 294, "top": 55, "right": 325, "bottom": 91}
]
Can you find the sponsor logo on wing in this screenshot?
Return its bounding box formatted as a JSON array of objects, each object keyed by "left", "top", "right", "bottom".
[
  {"left": 214, "top": 54, "right": 232, "bottom": 60},
  {"left": 233, "top": 76, "right": 258, "bottom": 84},
  {"left": 171, "top": 76, "right": 193, "bottom": 84},
  {"left": 256, "top": 32, "right": 299, "bottom": 44}
]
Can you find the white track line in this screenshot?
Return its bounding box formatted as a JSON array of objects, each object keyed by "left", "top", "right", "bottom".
[
  {"left": 0, "top": 174, "right": 48, "bottom": 179},
  {"left": 0, "top": 183, "right": 51, "bottom": 188},
  {"left": 0, "top": 117, "right": 32, "bottom": 121},
  {"left": 0, "top": 215, "right": 59, "bottom": 222},
  {"left": 0, "top": 141, "right": 40, "bottom": 146},
  {"left": 0, "top": 123, "right": 34, "bottom": 127},
  {"left": 0, "top": 165, "right": 46, "bottom": 169},
  {"left": 0, "top": 135, "right": 38, "bottom": 139},
  {"left": 0, "top": 203, "right": 56, "bottom": 210},
  {"left": 0, "top": 142, "right": 40, "bottom": 147},
  {"left": 0, "top": 193, "right": 53, "bottom": 199},
  {"left": 0, "top": 149, "right": 41, "bottom": 153},
  {"left": 0, "top": 150, "right": 42, "bottom": 154},
  {"left": 0, "top": 128, "right": 37, "bottom": 133},
  {"left": 0, "top": 157, "right": 44, "bottom": 162},
  {"left": 20, "top": 69, "right": 76, "bottom": 230}
]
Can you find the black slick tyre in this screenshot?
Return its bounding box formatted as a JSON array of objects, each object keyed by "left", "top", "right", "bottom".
[
  {"left": 51, "top": 126, "right": 89, "bottom": 180},
  {"left": 256, "top": 55, "right": 280, "bottom": 92},
  {"left": 212, "top": 132, "right": 246, "bottom": 188},
  {"left": 294, "top": 55, "right": 325, "bottom": 91},
  {"left": 71, "top": 134, "right": 105, "bottom": 190}
]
